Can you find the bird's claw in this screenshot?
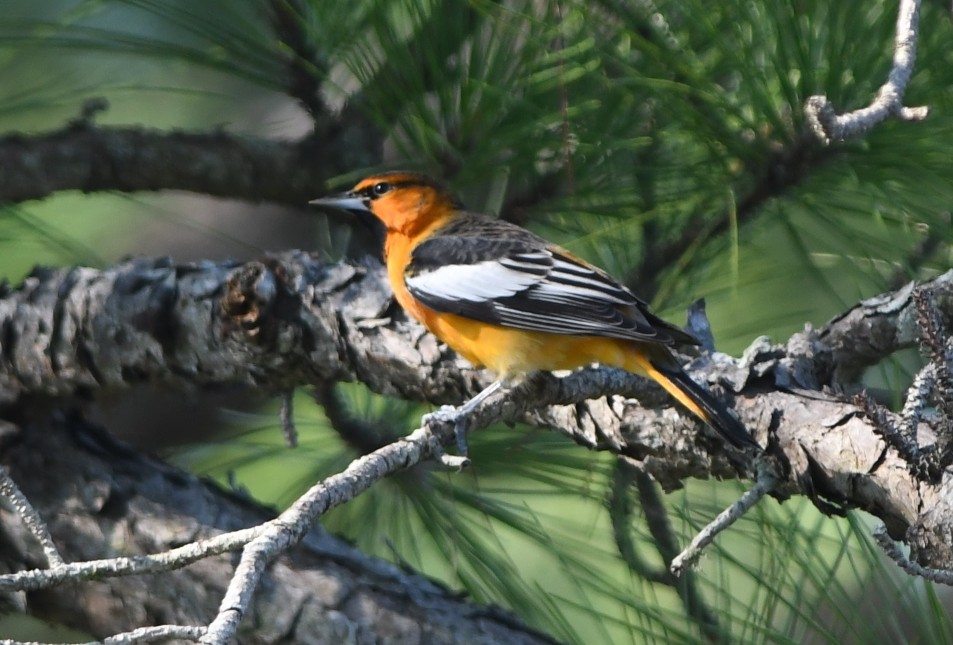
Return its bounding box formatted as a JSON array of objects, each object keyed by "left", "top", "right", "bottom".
[{"left": 422, "top": 404, "right": 471, "bottom": 461}]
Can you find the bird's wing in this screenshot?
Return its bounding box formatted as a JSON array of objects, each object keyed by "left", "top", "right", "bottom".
[{"left": 405, "top": 233, "right": 694, "bottom": 345}]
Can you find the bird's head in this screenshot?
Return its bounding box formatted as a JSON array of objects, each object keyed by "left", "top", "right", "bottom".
[{"left": 310, "top": 171, "right": 462, "bottom": 236}]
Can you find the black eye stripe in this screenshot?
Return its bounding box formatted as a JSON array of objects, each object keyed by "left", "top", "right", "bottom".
[
  {"left": 353, "top": 177, "right": 463, "bottom": 209},
  {"left": 357, "top": 180, "right": 427, "bottom": 200}
]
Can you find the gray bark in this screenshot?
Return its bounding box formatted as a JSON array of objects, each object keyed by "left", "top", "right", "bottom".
[{"left": 1, "top": 251, "right": 951, "bottom": 639}]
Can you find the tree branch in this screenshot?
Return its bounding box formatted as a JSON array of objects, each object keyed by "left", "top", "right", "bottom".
[
  {"left": 2, "top": 252, "right": 952, "bottom": 568},
  {"left": 818, "top": 276, "right": 953, "bottom": 382},
  {"left": 805, "top": 0, "right": 928, "bottom": 143},
  {"left": 0, "top": 117, "right": 378, "bottom": 206},
  {"left": 0, "top": 252, "right": 484, "bottom": 408},
  {"left": 0, "top": 415, "right": 559, "bottom": 644},
  {"left": 670, "top": 464, "right": 778, "bottom": 575},
  {"left": 267, "top": 0, "right": 328, "bottom": 119}
]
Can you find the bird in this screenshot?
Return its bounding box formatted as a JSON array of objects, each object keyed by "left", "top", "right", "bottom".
[{"left": 310, "top": 171, "right": 758, "bottom": 452}]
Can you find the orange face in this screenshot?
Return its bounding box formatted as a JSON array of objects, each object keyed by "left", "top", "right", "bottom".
[
  {"left": 347, "top": 172, "right": 460, "bottom": 237},
  {"left": 309, "top": 172, "right": 463, "bottom": 336}
]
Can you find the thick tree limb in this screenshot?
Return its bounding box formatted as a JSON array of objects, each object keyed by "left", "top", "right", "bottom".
[
  {"left": 1, "top": 253, "right": 952, "bottom": 568},
  {"left": 0, "top": 253, "right": 484, "bottom": 408},
  {"left": 820, "top": 278, "right": 953, "bottom": 381},
  {"left": 0, "top": 119, "right": 379, "bottom": 206}
]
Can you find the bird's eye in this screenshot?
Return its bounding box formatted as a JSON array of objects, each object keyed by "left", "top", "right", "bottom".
[{"left": 372, "top": 182, "right": 392, "bottom": 197}]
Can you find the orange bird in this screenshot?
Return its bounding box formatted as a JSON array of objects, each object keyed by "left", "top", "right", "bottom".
[{"left": 311, "top": 172, "right": 757, "bottom": 451}]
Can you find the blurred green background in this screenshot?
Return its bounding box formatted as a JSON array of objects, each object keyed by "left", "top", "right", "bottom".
[{"left": 1, "top": 1, "right": 952, "bottom": 643}]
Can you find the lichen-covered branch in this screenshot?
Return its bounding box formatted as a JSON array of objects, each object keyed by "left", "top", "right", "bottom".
[
  {"left": 0, "top": 415, "right": 557, "bottom": 644},
  {"left": 805, "top": 0, "right": 928, "bottom": 142},
  {"left": 0, "top": 252, "right": 485, "bottom": 408},
  {"left": 819, "top": 276, "right": 953, "bottom": 381},
  {"left": 2, "top": 253, "right": 952, "bottom": 569}
]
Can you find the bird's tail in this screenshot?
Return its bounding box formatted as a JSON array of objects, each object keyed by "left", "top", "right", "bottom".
[{"left": 628, "top": 352, "right": 758, "bottom": 450}]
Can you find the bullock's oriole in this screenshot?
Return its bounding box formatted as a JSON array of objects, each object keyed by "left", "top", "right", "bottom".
[{"left": 311, "top": 171, "right": 757, "bottom": 451}]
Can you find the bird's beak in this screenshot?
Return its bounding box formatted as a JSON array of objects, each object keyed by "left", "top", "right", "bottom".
[{"left": 308, "top": 191, "right": 370, "bottom": 212}]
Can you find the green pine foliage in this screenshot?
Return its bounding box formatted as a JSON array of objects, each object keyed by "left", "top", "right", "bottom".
[{"left": 2, "top": 0, "right": 952, "bottom": 642}]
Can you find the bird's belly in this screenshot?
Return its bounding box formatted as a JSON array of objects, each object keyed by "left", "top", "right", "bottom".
[{"left": 420, "top": 310, "right": 632, "bottom": 377}]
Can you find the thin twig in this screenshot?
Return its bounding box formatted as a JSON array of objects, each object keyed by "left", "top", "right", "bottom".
[
  {"left": 6, "top": 625, "right": 207, "bottom": 645},
  {"left": 0, "top": 465, "right": 65, "bottom": 568},
  {"left": 0, "top": 525, "right": 262, "bottom": 592},
  {"left": 203, "top": 423, "right": 442, "bottom": 643},
  {"left": 1, "top": 419, "right": 448, "bottom": 642},
  {"left": 102, "top": 625, "right": 207, "bottom": 644},
  {"left": 873, "top": 524, "right": 953, "bottom": 585},
  {"left": 279, "top": 389, "right": 298, "bottom": 448},
  {"left": 671, "top": 462, "right": 777, "bottom": 576},
  {"left": 805, "top": 0, "right": 928, "bottom": 143}
]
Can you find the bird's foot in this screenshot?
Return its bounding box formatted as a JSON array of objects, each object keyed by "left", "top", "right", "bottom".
[
  {"left": 421, "top": 404, "right": 471, "bottom": 466},
  {"left": 419, "top": 380, "right": 504, "bottom": 468}
]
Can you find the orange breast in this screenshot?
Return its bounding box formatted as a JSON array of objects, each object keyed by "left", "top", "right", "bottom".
[{"left": 417, "top": 310, "right": 641, "bottom": 377}]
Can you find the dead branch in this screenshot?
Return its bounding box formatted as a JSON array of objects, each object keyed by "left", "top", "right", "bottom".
[
  {"left": 0, "top": 414, "right": 558, "bottom": 644},
  {"left": 1, "top": 253, "right": 952, "bottom": 570},
  {"left": 0, "top": 111, "right": 378, "bottom": 206},
  {"left": 805, "top": 0, "right": 928, "bottom": 142}
]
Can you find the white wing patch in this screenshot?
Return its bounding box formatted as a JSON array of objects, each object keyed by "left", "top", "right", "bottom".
[
  {"left": 406, "top": 260, "right": 542, "bottom": 302},
  {"left": 405, "top": 242, "right": 666, "bottom": 340},
  {"left": 408, "top": 250, "right": 638, "bottom": 308}
]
